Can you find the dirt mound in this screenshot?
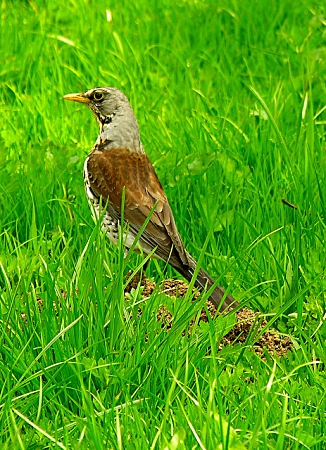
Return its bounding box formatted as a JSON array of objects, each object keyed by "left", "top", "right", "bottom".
[{"left": 126, "top": 276, "right": 293, "bottom": 358}]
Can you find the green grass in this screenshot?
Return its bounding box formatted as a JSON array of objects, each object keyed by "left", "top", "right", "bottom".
[{"left": 0, "top": 0, "right": 325, "bottom": 448}]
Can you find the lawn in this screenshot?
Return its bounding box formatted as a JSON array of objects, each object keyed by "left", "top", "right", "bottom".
[{"left": 0, "top": 0, "right": 325, "bottom": 448}]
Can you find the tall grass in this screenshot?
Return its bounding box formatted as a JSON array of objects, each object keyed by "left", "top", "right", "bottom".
[{"left": 0, "top": 0, "right": 325, "bottom": 448}]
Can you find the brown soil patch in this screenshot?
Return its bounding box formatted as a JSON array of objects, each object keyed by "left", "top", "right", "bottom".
[{"left": 125, "top": 276, "right": 293, "bottom": 359}]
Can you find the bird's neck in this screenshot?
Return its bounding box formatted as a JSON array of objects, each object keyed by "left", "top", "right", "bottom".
[{"left": 96, "top": 112, "right": 144, "bottom": 153}]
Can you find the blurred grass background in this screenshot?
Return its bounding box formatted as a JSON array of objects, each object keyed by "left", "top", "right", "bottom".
[{"left": 0, "top": 0, "right": 325, "bottom": 448}]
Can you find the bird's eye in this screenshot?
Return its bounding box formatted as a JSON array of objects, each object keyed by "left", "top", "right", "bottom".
[{"left": 93, "top": 91, "right": 104, "bottom": 101}]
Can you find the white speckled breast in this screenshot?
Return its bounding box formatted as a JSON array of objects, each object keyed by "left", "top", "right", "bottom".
[{"left": 83, "top": 157, "right": 119, "bottom": 244}]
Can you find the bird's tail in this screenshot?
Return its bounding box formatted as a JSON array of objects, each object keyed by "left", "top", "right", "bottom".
[
  {"left": 194, "top": 266, "right": 238, "bottom": 312},
  {"left": 174, "top": 256, "right": 239, "bottom": 313}
]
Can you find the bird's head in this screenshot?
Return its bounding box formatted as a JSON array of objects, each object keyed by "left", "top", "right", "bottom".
[
  {"left": 63, "top": 86, "right": 134, "bottom": 127},
  {"left": 63, "top": 86, "right": 143, "bottom": 151}
]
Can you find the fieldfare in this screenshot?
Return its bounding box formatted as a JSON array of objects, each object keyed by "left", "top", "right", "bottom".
[{"left": 63, "top": 87, "right": 238, "bottom": 312}]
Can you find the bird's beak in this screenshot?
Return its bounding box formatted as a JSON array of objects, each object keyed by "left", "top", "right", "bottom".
[{"left": 63, "top": 93, "right": 90, "bottom": 104}]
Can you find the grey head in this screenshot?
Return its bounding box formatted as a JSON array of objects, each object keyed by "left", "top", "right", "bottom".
[{"left": 63, "top": 87, "right": 143, "bottom": 152}]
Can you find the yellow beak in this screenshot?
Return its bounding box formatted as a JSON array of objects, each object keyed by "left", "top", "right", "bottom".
[{"left": 63, "top": 93, "right": 90, "bottom": 104}]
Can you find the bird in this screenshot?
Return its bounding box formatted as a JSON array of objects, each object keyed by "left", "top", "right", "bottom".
[{"left": 63, "top": 87, "right": 239, "bottom": 312}]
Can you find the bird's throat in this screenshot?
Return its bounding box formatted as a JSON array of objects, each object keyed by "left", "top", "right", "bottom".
[
  {"left": 98, "top": 114, "right": 115, "bottom": 133},
  {"left": 95, "top": 111, "right": 144, "bottom": 153}
]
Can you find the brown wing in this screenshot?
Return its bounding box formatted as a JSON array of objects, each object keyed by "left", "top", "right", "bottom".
[{"left": 86, "top": 146, "right": 189, "bottom": 268}]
